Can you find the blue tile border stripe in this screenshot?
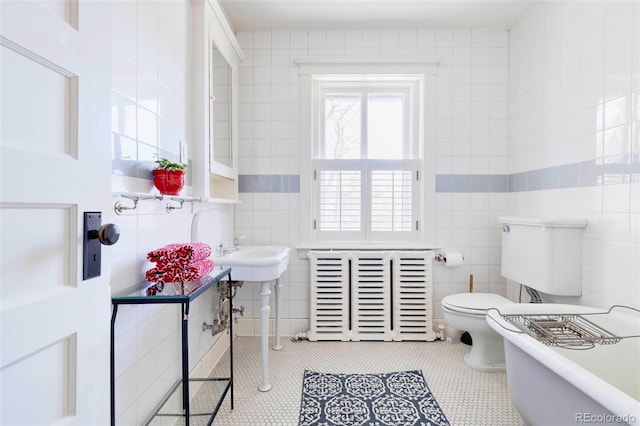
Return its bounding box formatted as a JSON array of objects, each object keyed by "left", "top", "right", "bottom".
[
  {"left": 234, "top": 156, "right": 639, "bottom": 194},
  {"left": 113, "top": 155, "right": 638, "bottom": 194},
  {"left": 436, "top": 155, "right": 639, "bottom": 193},
  {"left": 238, "top": 174, "right": 300, "bottom": 193},
  {"left": 436, "top": 174, "right": 508, "bottom": 193},
  {"left": 238, "top": 154, "right": 640, "bottom": 193}
]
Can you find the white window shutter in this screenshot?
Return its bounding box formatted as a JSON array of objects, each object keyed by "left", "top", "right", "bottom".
[
  {"left": 370, "top": 170, "right": 413, "bottom": 232},
  {"left": 318, "top": 170, "right": 361, "bottom": 232}
]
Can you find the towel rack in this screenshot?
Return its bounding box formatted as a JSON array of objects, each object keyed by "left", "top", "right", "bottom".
[
  {"left": 113, "top": 193, "right": 163, "bottom": 215},
  {"left": 166, "top": 196, "right": 202, "bottom": 213},
  {"left": 113, "top": 192, "right": 203, "bottom": 215}
]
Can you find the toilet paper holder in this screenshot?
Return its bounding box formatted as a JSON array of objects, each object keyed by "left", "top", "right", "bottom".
[{"left": 434, "top": 252, "right": 464, "bottom": 264}]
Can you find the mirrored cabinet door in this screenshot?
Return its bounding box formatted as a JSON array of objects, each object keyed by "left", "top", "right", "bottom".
[{"left": 209, "top": 44, "right": 234, "bottom": 176}]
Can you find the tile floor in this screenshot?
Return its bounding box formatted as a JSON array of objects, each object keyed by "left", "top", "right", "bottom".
[{"left": 200, "top": 336, "right": 523, "bottom": 426}]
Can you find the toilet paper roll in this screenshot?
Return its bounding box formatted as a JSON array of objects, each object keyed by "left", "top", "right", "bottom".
[{"left": 443, "top": 251, "right": 464, "bottom": 268}]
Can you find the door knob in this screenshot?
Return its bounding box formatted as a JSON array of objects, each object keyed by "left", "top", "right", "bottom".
[
  {"left": 96, "top": 223, "right": 120, "bottom": 245},
  {"left": 87, "top": 223, "right": 120, "bottom": 245},
  {"left": 83, "top": 212, "right": 119, "bottom": 280}
]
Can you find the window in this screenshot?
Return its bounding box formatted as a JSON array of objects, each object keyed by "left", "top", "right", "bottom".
[{"left": 312, "top": 79, "right": 422, "bottom": 242}]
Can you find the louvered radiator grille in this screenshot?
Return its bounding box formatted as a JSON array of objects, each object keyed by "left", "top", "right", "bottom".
[
  {"left": 308, "top": 250, "right": 435, "bottom": 342},
  {"left": 351, "top": 253, "right": 392, "bottom": 341},
  {"left": 308, "top": 253, "right": 350, "bottom": 341},
  {"left": 393, "top": 253, "right": 434, "bottom": 341}
]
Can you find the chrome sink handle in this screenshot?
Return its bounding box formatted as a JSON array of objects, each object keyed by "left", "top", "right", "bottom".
[{"left": 233, "top": 235, "right": 247, "bottom": 248}]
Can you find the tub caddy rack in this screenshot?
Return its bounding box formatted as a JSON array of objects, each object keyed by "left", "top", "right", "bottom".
[
  {"left": 501, "top": 314, "right": 619, "bottom": 349},
  {"left": 498, "top": 305, "right": 640, "bottom": 350}
]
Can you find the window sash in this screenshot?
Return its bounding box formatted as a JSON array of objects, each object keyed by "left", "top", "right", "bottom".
[
  {"left": 311, "top": 78, "right": 422, "bottom": 243},
  {"left": 314, "top": 159, "right": 419, "bottom": 241},
  {"left": 318, "top": 86, "right": 412, "bottom": 160}
]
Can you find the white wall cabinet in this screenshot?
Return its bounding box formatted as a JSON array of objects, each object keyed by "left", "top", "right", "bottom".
[{"left": 191, "top": 0, "right": 243, "bottom": 201}]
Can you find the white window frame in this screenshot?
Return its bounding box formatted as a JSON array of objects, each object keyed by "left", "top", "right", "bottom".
[
  {"left": 296, "top": 58, "right": 439, "bottom": 247},
  {"left": 313, "top": 80, "right": 420, "bottom": 242}
]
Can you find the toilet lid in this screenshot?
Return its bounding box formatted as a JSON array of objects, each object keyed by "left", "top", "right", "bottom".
[{"left": 442, "top": 293, "right": 512, "bottom": 314}]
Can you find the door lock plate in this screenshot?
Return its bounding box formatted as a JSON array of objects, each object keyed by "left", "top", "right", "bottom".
[{"left": 83, "top": 212, "right": 102, "bottom": 280}]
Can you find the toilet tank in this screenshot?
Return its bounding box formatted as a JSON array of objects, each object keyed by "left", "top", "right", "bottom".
[{"left": 498, "top": 216, "right": 588, "bottom": 296}]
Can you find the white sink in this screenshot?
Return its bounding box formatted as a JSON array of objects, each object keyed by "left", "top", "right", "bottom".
[
  {"left": 211, "top": 245, "right": 290, "bottom": 282},
  {"left": 212, "top": 245, "right": 290, "bottom": 391}
]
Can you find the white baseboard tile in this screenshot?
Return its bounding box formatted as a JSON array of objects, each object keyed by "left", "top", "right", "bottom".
[
  {"left": 234, "top": 318, "right": 442, "bottom": 338},
  {"left": 290, "top": 318, "right": 310, "bottom": 335},
  {"left": 194, "top": 332, "right": 232, "bottom": 377},
  {"left": 234, "top": 318, "right": 254, "bottom": 336},
  {"left": 235, "top": 318, "right": 310, "bottom": 337}
]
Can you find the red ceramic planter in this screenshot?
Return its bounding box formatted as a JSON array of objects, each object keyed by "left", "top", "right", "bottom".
[{"left": 153, "top": 169, "right": 185, "bottom": 195}]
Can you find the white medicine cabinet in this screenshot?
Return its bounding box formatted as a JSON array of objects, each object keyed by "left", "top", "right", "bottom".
[{"left": 191, "top": 0, "right": 243, "bottom": 201}]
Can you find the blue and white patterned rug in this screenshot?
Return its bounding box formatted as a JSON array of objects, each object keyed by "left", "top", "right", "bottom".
[{"left": 298, "top": 370, "right": 450, "bottom": 426}]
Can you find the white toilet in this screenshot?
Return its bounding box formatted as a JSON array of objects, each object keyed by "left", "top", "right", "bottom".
[
  {"left": 442, "top": 292, "right": 512, "bottom": 371},
  {"left": 442, "top": 216, "right": 588, "bottom": 372}
]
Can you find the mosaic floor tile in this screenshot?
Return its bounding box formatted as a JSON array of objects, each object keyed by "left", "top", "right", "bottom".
[{"left": 200, "top": 337, "right": 523, "bottom": 426}]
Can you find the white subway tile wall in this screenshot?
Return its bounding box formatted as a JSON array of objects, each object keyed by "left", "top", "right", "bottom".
[
  {"left": 109, "top": 1, "right": 235, "bottom": 424},
  {"left": 509, "top": 1, "right": 639, "bottom": 309},
  {"left": 111, "top": 0, "right": 189, "bottom": 181},
  {"left": 233, "top": 27, "right": 512, "bottom": 322},
  {"left": 234, "top": 1, "right": 639, "bottom": 324},
  {"left": 105, "top": 1, "right": 639, "bottom": 422}
]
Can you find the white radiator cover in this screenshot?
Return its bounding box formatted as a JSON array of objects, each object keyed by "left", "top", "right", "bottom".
[{"left": 308, "top": 250, "right": 436, "bottom": 342}]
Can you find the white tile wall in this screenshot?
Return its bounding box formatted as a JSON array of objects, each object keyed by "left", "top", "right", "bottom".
[
  {"left": 109, "top": 1, "right": 234, "bottom": 424},
  {"left": 107, "top": 3, "right": 639, "bottom": 419},
  {"left": 233, "top": 28, "right": 511, "bottom": 324},
  {"left": 509, "top": 1, "right": 640, "bottom": 309},
  {"left": 234, "top": 0, "right": 639, "bottom": 327}
]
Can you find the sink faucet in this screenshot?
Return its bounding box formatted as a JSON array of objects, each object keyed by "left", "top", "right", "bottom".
[
  {"left": 233, "top": 236, "right": 246, "bottom": 249},
  {"left": 218, "top": 240, "right": 242, "bottom": 256}
]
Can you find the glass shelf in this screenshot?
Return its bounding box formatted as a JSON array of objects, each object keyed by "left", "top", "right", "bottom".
[
  {"left": 110, "top": 267, "right": 234, "bottom": 425},
  {"left": 112, "top": 267, "right": 232, "bottom": 304},
  {"left": 146, "top": 378, "right": 232, "bottom": 426}
]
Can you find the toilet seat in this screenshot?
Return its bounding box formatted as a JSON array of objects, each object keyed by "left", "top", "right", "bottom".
[{"left": 442, "top": 293, "right": 512, "bottom": 316}]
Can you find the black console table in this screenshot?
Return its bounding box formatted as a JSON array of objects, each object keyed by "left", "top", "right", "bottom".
[{"left": 110, "top": 267, "right": 233, "bottom": 425}]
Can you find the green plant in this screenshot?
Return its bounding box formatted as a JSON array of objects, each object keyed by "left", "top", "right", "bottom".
[{"left": 154, "top": 157, "right": 187, "bottom": 171}]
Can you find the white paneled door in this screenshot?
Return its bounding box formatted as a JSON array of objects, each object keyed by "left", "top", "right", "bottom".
[{"left": 1, "top": 1, "right": 111, "bottom": 425}]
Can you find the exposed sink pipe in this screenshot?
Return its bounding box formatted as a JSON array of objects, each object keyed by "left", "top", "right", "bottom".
[{"left": 203, "top": 280, "right": 244, "bottom": 336}]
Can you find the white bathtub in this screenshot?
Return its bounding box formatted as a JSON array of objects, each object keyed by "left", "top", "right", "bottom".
[{"left": 487, "top": 303, "right": 640, "bottom": 426}]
